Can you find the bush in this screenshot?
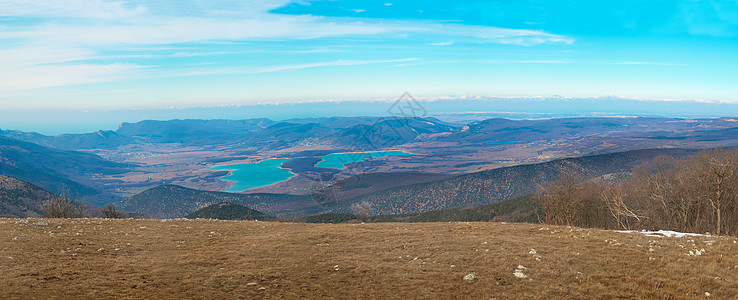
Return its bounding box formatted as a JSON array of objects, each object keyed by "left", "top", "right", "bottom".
[
  {"left": 42, "top": 192, "right": 86, "bottom": 218},
  {"left": 101, "top": 204, "right": 125, "bottom": 218}
]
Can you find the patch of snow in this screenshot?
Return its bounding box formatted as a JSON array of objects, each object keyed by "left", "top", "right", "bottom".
[{"left": 614, "top": 230, "right": 709, "bottom": 238}]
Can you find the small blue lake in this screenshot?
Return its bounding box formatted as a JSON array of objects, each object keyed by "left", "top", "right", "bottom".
[
  {"left": 204, "top": 158, "right": 295, "bottom": 193},
  {"left": 206, "top": 150, "right": 413, "bottom": 192},
  {"left": 315, "top": 150, "right": 413, "bottom": 169}
]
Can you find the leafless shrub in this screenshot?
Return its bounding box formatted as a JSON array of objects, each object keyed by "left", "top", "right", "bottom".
[
  {"left": 351, "top": 201, "right": 373, "bottom": 222},
  {"left": 102, "top": 204, "right": 125, "bottom": 218},
  {"left": 42, "top": 192, "right": 86, "bottom": 218}
]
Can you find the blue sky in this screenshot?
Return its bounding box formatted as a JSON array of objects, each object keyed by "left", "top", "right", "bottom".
[{"left": 1, "top": 0, "right": 738, "bottom": 128}]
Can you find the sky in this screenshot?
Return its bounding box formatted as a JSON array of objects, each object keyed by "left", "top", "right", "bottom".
[{"left": 1, "top": 0, "right": 738, "bottom": 133}]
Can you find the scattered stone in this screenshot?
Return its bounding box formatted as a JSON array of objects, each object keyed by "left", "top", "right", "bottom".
[
  {"left": 33, "top": 221, "right": 48, "bottom": 226},
  {"left": 463, "top": 273, "right": 479, "bottom": 281},
  {"left": 246, "top": 282, "right": 258, "bottom": 286},
  {"left": 513, "top": 265, "right": 528, "bottom": 279}
]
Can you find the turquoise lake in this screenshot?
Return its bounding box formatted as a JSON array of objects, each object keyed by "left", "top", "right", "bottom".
[
  {"left": 206, "top": 150, "right": 413, "bottom": 192},
  {"left": 205, "top": 158, "right": 295, "bottom": 193},
  {"left": 315, "top": 150, "right": 413, "bottom": 169}
]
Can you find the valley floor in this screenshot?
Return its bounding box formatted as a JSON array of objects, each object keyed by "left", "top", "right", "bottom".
[{"left": 1, "top": 219, "right": 736, "bottom": 299}]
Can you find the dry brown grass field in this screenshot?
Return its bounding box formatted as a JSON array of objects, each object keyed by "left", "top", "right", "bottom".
[{"left": 1, "top": 218, "right": 736, "bottom": 299}]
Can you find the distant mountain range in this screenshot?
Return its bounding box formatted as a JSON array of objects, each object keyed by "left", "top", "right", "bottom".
[
  {"left": 5, "top": 116, "right": 738, "bottom": 157},
  {"left": 1, "top": 116, "right": 458, "bottom": 151}
]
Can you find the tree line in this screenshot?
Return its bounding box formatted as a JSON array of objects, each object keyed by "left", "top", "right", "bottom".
[{"left": 542, "top": 149, "right": 738, "bottom": 236}]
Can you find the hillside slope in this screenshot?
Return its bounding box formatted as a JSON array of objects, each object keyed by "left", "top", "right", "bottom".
[
  {"left": 0, "top": 175, "right": 56, "bottom": 218},
  {"left": 334, "top": 148, "right": 696, "bottom": 215},
  {"left": 293, "top": 194, "right": 541, "bottom": 223},
  {"left": 0, "top": 135, "right": 129, "bottom": 205},
  {"left": 1, "top": 219, "right": 735, "bottom": 299}
]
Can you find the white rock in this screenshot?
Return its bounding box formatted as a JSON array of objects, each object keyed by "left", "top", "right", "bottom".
[
  {"left": 513, "top": 265, "right": 528, "bottom": 279},
  {"left": 463, "top": 273, "right": 479, "bottom": 281}
]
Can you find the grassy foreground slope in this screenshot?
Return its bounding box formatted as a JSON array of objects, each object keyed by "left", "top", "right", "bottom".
[{"left": 1, "top": 219, "right": 736, "bottom": 299}]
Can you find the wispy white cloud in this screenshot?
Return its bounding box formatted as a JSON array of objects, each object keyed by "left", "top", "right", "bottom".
[
  {"left": 0, "top": 0, "right": 147, "bottom": 19},
  {"left": 177, "top": 58, "right": 420, "bottom": 76},
  {"left": 481, "top": 59, "right": 573, "bottom": 64},
  {"left": 608, "top": 61, "right": 686, "bottom": 66},
  {"left": 0, "top": 0, "right": 573, "bottom": 93},
  {"left": 519, "top": 60, "right": 573, "bottom": 64},
  {"left": 255, "top": 58, "right": 419, "bottom": 73}
]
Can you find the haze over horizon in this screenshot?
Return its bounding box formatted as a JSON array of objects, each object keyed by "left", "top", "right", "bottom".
[{"left": 5, "top": 97, "right": 738, "bottom": 135}]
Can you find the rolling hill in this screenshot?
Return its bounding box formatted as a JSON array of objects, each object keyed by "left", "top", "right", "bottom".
[
  {"left": 119, "top": 184, "right": 319, "bottom": 219},
  {"left": 185, "top": 202, "right": 275, "bottom": 220}
]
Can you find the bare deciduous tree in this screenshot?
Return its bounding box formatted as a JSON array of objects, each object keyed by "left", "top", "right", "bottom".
[
  {"left": 541, "top": 167, "right": 607, "bottom": 228},
  {"left": 544, "top": 150, "right": 738, "bottom": 236},
  {"left": 42, "top": 191, "right": 86, "bottom": 218}
]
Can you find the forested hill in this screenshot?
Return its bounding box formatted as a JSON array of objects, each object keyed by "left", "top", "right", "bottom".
[{"left": 333, "top": 148, "right": 697, "bottom": 215}]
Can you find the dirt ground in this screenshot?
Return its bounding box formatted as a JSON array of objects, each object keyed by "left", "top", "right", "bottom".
[{"left": 1, "top": 219, "right": 736, "bottom": 299}]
